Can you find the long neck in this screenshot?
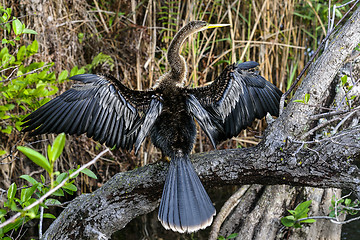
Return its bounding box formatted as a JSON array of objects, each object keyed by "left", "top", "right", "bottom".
[{"left": 167, "top": 25, "right": 193, "bottom": 83}]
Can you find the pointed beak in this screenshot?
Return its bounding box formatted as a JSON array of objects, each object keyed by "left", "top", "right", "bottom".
[{"left": 205, "top": 23, "right": 230, "bottom": 29}]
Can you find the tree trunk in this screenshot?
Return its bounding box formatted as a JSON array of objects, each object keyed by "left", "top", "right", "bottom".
[{"left": 219, "top": 186, "right": 342, "bottom": 240}]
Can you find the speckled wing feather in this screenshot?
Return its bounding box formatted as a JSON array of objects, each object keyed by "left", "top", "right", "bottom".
[
  {"left": 186, "top": 61, "right": 283, "bottom": 144},
  {"left": 22, "top": 74, "right": 157, "bottom": 151}
]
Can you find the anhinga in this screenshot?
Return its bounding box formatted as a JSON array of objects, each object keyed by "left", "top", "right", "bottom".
[{"left": 22, "top": 21, "right": 282, "bottom": 233}]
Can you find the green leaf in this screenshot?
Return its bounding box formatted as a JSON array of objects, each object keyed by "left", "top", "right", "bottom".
[
  {"left": 22, "top": 28, "right": 37, "bottom": 35},
  {"left": 27, "top": 40, "right": 38, "bottom": 55},
  {"left": 62, "top": 183, "right": 77, "bottom": 192},
  {"left": 0, "top": 208, "right": 7, "bottom": 218},
  {"left": 0, "top": 104, "right": 15, "bottom": 111},
  {"left": 304, "top": 93, "right": 310, "bottom": 103},
  {"left": 1, "top": 217, "right": 24, "bottom": 234},
  {"left": 41, "top": 174, "right": 46, "bottom": 184},
  {"left": 293, "top": 99, "right": 304, "bottom": 103},
  {"left": 5, "top": 22, "right": 11, "bottom": 33},
  {"left": 51, "top": 188, "right": 64, "bottom": 197},
  {"left": 18, "top": 146, "right": 51, "bottom": 173},
  {"left": 294, "top": 200, "right": 312, "bottom": 219},
  {"left": 42, "top": 213, "right": 56, "bottom": 219},
  {"left": 0, "top": 149, "right": 7, "bottom": 156},
  {"left": 0, "top": 46, "right": 9, "bottom": 58},
  {"left": 295, "top": 200, "right": 312, "bottom": 212},
  {"left": 1, "top": 125, "right": 12, "bottom": 134},
  {"left": 287, "top": 209, "right": 296, "bottom": 215},
  {"left": 12, "top": 18, "right": 23, "bottom": 35},
  {"left": 58, "top": 70, "right": 69, "bottom": 82},
  {"left": 48, "top": 133, "right": 65, "bottom": 163},
  {"left": 69, "top": 168, "right": 79, "bottom": 179},
  {"left": 17, "top": 45, "right": 26, "bottom": 61},
  {"left": 25, "top": 198, "right": 39, "bottom": 219},
  {"left": 9, "top": 200, "right": 19, "bottom": 211},
  {"left": 341, "top": 75, "right": 348, "bottom": 86},
  {"left": 78, "top": 32, "right": 84, "bottom": 43},
  {"left": 293, "top": 11, "right": 313, "bottom": 20},
  {"left": 56, "top": 172, "right": 68, "bottom": 184},
  {"left": 70, "top": 66, "right": 79, "bottom": 76},
  {"left": 300, "top": 218, "right": 316, "bottom": 223},
  {"left": 7, "top": 183, "right": 17, "bottom": 203},
  {"left": 294, "top": 222, "right": 302, "bottom": 228},
  {"left": 227, "top": 233, "right": 238, "bottom": 239},
  {"left": 20, "top": 175, "right": 39, "bottom": 186},
  {"left": 81, "top": 168, "right": 97, "bottom": 179},
  {"left": 77, "top": 68, "right": 86, "bottom": 75},
  {"left": 345, "top": 198, "right": 351, "bottom": 206},
  {"left": 21, "top": 184, "right": 38, "bottom": 203},
  {"left": 45, "top": 198, "right": 61, "bottom": 205},
  {"left": 281, "top": 216, "right": 295, "bottom": 227}
]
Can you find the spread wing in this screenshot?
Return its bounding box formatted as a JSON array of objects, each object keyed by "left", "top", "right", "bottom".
[
  {"left": 186, "top": 61, "right": 283, "bottom": 146},
  {"left": 22, "top": 74, "right": 163, "bottom": 151}
]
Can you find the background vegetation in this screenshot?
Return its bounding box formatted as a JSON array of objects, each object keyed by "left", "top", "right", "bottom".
[{"left": 0, "top": 0, "right": 356, "bottom": 239}]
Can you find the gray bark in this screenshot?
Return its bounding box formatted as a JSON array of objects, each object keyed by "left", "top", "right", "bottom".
[
  {"left": 42, "top": 5, "right": 360, "bottom": 240},
  {"left": 42, "top": 124, "right": 360, "bottom": 239},
  {"left": 219, "top": 186, "right": 343, "bottom": 240}
]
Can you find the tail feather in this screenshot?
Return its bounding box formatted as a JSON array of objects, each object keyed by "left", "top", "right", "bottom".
[{"left": 158, "top": 154, "right": 216, "bottom": 233}]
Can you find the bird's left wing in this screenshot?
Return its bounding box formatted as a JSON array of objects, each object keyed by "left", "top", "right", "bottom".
[
  {"left": 186, "top": 61, "right": 282, "bottom": 146},
  {"left": 22, "top": 74, "right": 162, "bottom": 151}
]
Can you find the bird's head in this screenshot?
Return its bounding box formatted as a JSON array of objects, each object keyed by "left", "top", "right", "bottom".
[
  {"left": 181, "top": 20, "right": 230, "bottom": 36},
  {"left": 168, "top": 20, "right": 230, "bottom": 59},
  {"left": 166, "top": 20, "right": 230, "bottom": 86}
]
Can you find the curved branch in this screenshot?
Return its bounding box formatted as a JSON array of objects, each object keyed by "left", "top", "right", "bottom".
[{"left": 42, "top": 125, "right": 360, "bottom": 239}]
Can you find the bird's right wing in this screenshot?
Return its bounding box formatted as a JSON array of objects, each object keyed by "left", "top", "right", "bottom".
[{"left": 22, "top": 74, "right": 162, "bottom": 151}]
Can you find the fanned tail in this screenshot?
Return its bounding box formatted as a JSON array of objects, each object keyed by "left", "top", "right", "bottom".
[{"left": 158, "top": 153, "right": 216, "bottom": 233}]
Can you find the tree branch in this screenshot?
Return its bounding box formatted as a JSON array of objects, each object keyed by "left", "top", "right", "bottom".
[{"left": 42, "top": 125, "right": 360, "bottom": 239}]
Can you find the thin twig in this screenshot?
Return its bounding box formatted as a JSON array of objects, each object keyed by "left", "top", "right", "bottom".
[
  {"left": 288, "top": 125, "right": 360, "bottom": 145},
  {"left": 334, "top": 191, "right": 352, "bottom": 221},
  {"left": 1, "top": 64, "right": 53, "bottom": 83},
  {"left": 331, "top": 111, "right": 357, "bottom": 134},
  {"left": 300, "top": 116, "right": 341, "bottom": 140},
  {"left": 93, "top": 0, "right": 109, "bottom": 33},
  {"left": 0, "top": 148, "right": 110, "bottom": 229},
  {"left": 310, "top": 106, "right": 360, "bottom": 120},
  {"left": 294, "top": 215, "right": 360, "bottom": 225},
  {"left": 39, "top": 206, "right": 44, "bottom": 238},
  {"left": 330, "top": 138, "right": 360, "bottom": 149}
]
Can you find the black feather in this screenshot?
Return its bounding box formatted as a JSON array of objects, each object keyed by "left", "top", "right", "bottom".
[
  {"left": 187, "top": 61, "right": 282, "bottom": 143},
  {"left": 22, "top": 74, "right": 155, "bottom": 151},
  {"left": 158, "top": 154, "right": 215, "bottom": 233},
  {"left": 134, "top": 98, "right": 163, "bottom": 154},
  {"left": 237, "top": 61, "right": 259, "bottom": 70}
]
